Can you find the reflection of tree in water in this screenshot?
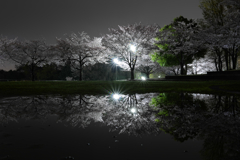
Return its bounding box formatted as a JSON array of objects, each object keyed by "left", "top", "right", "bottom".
[
  {"left": 0, "top": 95, "right": 111, "bottom": 128},
  {"left": 1, "top": 93, "right": 239, "bottom": 158},
  {"left": 0, "top": 96, "right": 54, "bottom": 123},
  {"left": 151, "top": 93, "right": 209, "bottom": 141},
  {"left": 199, "top": 95, "right": 240, "bottom": 160},
  {"left": 0, "top": 94, "right": 160, "bottom": 136},
  {"left": 103, "top": 93, "right": 160, "bottom": 136},
  {"left": 200, "top": 117, "right": 240, "bottom": 160},
  {"left": 54, "top": 95, "right": 111, "bottom": 128},
  {"left": 151, "top": 93, "right": 240, "bottom": 160}
]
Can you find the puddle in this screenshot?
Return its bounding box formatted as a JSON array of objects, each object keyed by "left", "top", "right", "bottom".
[{"left": 0, "top": 93, "right": 239, "bottom": 160}]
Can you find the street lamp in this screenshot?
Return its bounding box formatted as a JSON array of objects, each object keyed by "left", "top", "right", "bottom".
[
  {"left": 129, "top": 44, "right": 136, "bottom": 53},
  {"left": 113, "top": 58, "right": 119, "bottom": 64},
  {"left": 141, "top": 76, "right": 146, "bottom": 81}
]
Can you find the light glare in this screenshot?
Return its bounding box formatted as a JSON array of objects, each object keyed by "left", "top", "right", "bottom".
[
  {"left": 141, "top": 76, "right": 146, "bottom": 81},
  {"left": 131, "top": 108, "right": 137, "bottom": 113},
  {"left": 113, "top": 94, "right": 120, "bottom": 100},
  {"left": 130, "top": 44, "right": 136, "bottom": 52},
  {"left": 113, "top": 58, "right": 119, "bottom": 64}
]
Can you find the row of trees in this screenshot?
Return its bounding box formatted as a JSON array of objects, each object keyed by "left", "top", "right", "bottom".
[
  {"left": 0, "top": 0, "right": 239, "bottom": 81},
  {"left": 0, "top": 24, "right": 160, "bottom": 81},
  {"left": 0, "top": 62, "right": 131, "bottom": 81},
  {"left": 152, "top": 0, "right": 240, "bottom": 75}
]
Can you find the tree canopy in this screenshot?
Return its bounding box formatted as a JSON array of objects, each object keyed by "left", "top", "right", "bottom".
[
  {"left": 102, "top": 23, "right": 159, "bottom": 80},
  {"left": 154, "top": 16, "right": 206, "bottom": 75}
]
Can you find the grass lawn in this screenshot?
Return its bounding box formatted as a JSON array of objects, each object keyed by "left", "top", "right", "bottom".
[{"left": 0, "top": 80, "right": 240, "bottom": 97}]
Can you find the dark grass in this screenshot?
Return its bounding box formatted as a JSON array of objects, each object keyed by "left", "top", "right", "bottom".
[{"left": 0, "top": 80, "right": 240, "bottom": 97}]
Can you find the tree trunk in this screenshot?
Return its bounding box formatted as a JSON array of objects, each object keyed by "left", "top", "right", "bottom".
[
  {"left": 224, "top": 49, "right": 229, "bottom": 71},
  {"left": 79, "top": 60, "right": 83, "bottom": 81},
  {"left": 172, "top": 69, "right": 177, "bottom": 75},
  {"left": 229, "top": 52, "right": 231, "bottom": 70},
  {"left": 180, "top": 52, "right": 184, "bottom": 75},
  {"left": 214, "top": 58, "right": 218, "bottom": 71},
  {"left": 219, "top": 58, "right": 222, "bottom": 71},
  {"left": 180, "top": 63, "right": 184, "bottom": 75},
  {"left": 218, "top": 54, "right": 222, "bottom": 72},
  {"left": 184, "top": 64, "right": 188, "bottom": 75},
  {"left": 130, "top": 68, "right": 134, "bottom": 80},
  {"left": 79, "top": 68, "right": 82, "bottom": 81},
  {"left": 232, "top": 52, "right": 237, "bottom": 70},
  {"left": 31, "top": 63, "right": 35, "bottom": 81},
  {"left": 146, "top": 73, "right": 150, "bottom": 78}
]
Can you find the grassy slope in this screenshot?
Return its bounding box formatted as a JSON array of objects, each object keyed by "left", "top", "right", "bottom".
[{"left": 0, "top": 80, "right": 240, "bottom": 97}]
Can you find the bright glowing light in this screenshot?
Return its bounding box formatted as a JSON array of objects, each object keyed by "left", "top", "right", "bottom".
[
  {"left": 141, "top": 76, "right": 146, "bottom": 81},
  {"left": 113, "top": 94, "right": 121, "bottom": 100},
  {"left": 129, "top": 44, "right": 136, "bottom": 52},
  {"left": 131, "top": 108, "right": 137, "bottom": 113},
  {"left": 113, "top": 58, "right": 119, "bottom": 64},
  {"left": 158, "top": 76, "right": 161, "bottom": 78}
]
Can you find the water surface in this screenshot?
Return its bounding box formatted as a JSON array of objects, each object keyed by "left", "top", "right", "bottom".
[{"left": 0, "top": 93, "right": 239, "bottom": 160}]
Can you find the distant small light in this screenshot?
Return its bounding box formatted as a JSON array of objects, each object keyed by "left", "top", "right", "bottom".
[
  {"left": 158, "top": 76, "right": 161, "bottom": 78},
  {"left": 141, "top": 76, "right": 146, "bottom": 81},
  {"left": 131, "top": 108, "right": 137, "bottom": 113},
  {"left": 113, "top": 94, "right": 120, "bottom": 100}
]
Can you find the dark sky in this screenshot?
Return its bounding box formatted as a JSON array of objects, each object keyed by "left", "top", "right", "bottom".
[{"left": 0, "top": 0, "right": 203, "bottom": 70}]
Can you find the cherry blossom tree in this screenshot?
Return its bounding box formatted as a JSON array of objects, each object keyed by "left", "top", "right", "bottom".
[
  {"left": 155, "top": 16, "right": 206, "bottom": 75},
  {"left": 135, "top": 54, "right": 161, "bottom": 78},
  {"left": 220, "top": 0, "right": 240, "bottom": 70},
  {"left": 0, "top": 36, "right": 9, "bottom": 64},
  {"left": 199, "top": 0, "right": 226, "bottom": 27},
  {"left": 198, "top": 0, "right": 240, "bottom": 70},
  {"left": 188, "top": 54, "right": 216, "bottom": 74},
  {"left": 157, "top": 65, "right": 181, "bottom": 76},
  {"left": 196, "top": 18, "right": 239, "bottom": 71},
  {"left": 219, "top": 29, "right": 239, "bottom": 70},
  {"left": 0, "top": 36, "right": 17, "bottom": 65},
  {"left": 3, "top": 39, "right": 51, "bottom": 81},
  {"left": 196, "top": 28, "right": 223, "bottom": 71},
  {"left": 55, "top": 32, "right": 105, "bottom": 81},
  {"left": 102, "top": 23, "right": 159, "bottom": 80}
]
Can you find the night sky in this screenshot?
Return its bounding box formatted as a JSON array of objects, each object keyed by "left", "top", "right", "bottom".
[{"left": 0, "top": 0, "right": 203, "bottom": 70}]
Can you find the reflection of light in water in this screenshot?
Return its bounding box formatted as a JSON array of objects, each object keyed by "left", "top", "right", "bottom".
[
  {"left": 141, "top": 76, "right": 146, "bottom": 81},
  {"left": 131, "top": 108, "right": 137, "bottom": 113},
  {"left": 113, "top": 94, "right": 121, "bottom": 100}
]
